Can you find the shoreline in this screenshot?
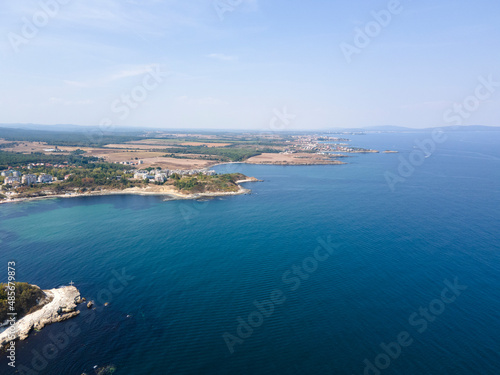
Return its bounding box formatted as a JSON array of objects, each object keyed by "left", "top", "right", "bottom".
[
  {"left": 0, "top": 286, "right": 81, "bottom": 351},
  {"left": 245, "top": 161, "right": 346, "bottom": 165},
  {"left": 211, "top": 161, "right": 347, "bottom": 167},
  {"left": 0, "top": 178, "right": 259, "bottom": 206}
]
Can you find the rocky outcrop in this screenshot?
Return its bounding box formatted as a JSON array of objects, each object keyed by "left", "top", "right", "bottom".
[{"left": 0, "top": 286, "right": 81, "bottom": 351}]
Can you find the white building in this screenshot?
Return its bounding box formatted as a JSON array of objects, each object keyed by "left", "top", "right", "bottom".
[
  {"left": 4, "top": 176, "right": 20, "bottom": 185},
  {"left": 38, "top": 174, "right": 53, "bottom": 183},
  {"left": 1, "top": 170, "right": 21, "bottom": 177},
  {"left": 22, "top": 174, "right": 38, "bottom": 185},
  {"left": 134, "top": 171, "right": 149, "bottom": 180},
  {"left": 154, "top": 173, "right": 168, "bottom": 183}
]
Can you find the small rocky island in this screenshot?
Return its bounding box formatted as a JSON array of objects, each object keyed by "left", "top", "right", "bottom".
[{"left": 0, "top": 283, "right": 82, "bottom": 351}]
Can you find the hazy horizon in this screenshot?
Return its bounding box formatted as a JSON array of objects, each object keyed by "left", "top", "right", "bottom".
[
  {"left": 1, "top": 123, "right": 500, "bottom": 134},
  {"left": 1, "top": 1, "right": 499, "bottom": 130}
]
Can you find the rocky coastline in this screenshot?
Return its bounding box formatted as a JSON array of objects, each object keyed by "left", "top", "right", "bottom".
[
  {"left": 0, "top": 286, "right": 82, "bottom": 351},
  {"left": 0, "top": 177, "right": 260, "bottom": 205}
]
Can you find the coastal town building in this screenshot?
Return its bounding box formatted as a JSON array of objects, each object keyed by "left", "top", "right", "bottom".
[
  {"left": 169, "top": 169, "right": 215, "bottom": 176},
  {"left": 118, "top": 160, "right": 144, "bottom": 166},
  {"left": 2, "top": 170, "right": 56, "bottom": 185},
  {"left": 38, "top": 174, "right": 53, "bottom": 183},
  {"left": 21, "top": 174, "right": 38, "bottom": 185},
  {"left": 154, "top": 173, "right": 168, "bottom": 183},
  {"left": 134, "top": 171, "right": 150, "bottom": 180},
  {"left": 4, "top": 176, "right": 20, "bottom": 185},
  {"left": 1, "top": 170, "right": 21, "bottom": 178},
  {"left": 131, "top": 168, "right": 214, "bottom": 182}
]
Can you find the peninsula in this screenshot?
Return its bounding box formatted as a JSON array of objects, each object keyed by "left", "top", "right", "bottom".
[{"left": 0, "top": 283, "right": 81, "bottom": 351}]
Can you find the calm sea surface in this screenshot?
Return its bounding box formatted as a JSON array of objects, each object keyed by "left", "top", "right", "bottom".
[{"left": 0, "top": 131, "right": 499, "bottom": 374}]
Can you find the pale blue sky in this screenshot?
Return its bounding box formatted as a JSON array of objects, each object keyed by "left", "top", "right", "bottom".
[{"left": 1, "top": 0, "right": 499, "bottom": 130}]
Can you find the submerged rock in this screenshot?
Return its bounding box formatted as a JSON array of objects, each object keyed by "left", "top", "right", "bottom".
[{"left": 95, "top": 364, "right": 117, "bottom": 374}]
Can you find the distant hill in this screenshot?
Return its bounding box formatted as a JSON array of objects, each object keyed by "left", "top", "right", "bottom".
[
  {"left": 440, "top": 125, "right": 500, "bottom": 132},
  {"left": 0, "top": 123, "right": 148, "bottom": 134},
  {"left": 1, "top": 123, "right": 499, "bottom": 135},
  {"left": 363, "top": 126, "right": 415, "bottom": 132},
  {"left": 341, "top": 125, "right": 500, "bottom": 132}
]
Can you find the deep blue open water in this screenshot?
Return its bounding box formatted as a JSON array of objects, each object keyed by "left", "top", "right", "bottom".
[{"left": 0, "top": 131, "right": 499, "bottom": 374}]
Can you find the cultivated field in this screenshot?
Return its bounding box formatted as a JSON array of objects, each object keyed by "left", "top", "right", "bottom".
[{"left": 246, "top": 153, "right": 345, "bottom": 165}]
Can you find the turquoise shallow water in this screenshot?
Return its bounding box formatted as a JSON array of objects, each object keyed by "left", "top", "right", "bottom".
[{"left": 0, "top": 131, "right": 499, "bottom": 374}]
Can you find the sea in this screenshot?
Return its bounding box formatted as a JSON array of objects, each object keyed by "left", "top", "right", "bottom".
[{"left": 0, "top": 130, "right": 499, "bottom": 374}]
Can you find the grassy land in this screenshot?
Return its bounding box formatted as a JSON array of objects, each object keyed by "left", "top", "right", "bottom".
[
  {"left": 10, "top": 167, "right": 140, "bottom": 198},
  {"left": 173, "top": 173, "right": 247, "bottom": 193},
  {"left": 0, "top": 127, "right": 143, "bottom": 147},
  {"left": 0, "top": 150, "right": 145, "bottom": 198},
  {"left": 0, "top": 150, "right": 101, "bottom": 169},
  {"left": 0, "top": 148, "right": 252, "bottom": 199}
]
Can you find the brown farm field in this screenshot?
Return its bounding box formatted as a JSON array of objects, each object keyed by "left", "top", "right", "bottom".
[
  {"left": 102, "top": 143, "right": 177, "bottom": 150},
  {"left": 120, "top": 139, "right": 232, "bottom": 147},
  {"left": 0, "top": 139, "right": 219, "bottom": 169},
  {"left": 93, "top": 151, "right": 165, "bottom": 162},
  {"left": 139, "top": 157, "right": 214, "bottom": 169},
  {"left": 179, "top": 142, "right": 232, "bottom": 147},
  {"left": 0, "top": 141, "right": 110, "bottom": 155},
  {"left": 246, "top": 153, "right": 345, "bottom": 165},
  {"left": 91, "top": 149, "right": 215, "bottom": 169},
  {"left": 103, "top": 141, "right": 231, "bottom": 149}
]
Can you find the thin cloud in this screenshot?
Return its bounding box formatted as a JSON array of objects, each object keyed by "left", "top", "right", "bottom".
[
  {"left": 63, "top": 64, "right": 165, "bottom": 88},
  {"left": 207, "top": 53, "right": 238, "bottom": 62},
  {"left": 109, "top": 64, "right": 159, "bottom": 81}
]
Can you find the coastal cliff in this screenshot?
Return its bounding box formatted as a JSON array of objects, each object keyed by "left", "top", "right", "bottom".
[{"left": 0, "top": 286, "right": 81, "bottom": 351}]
